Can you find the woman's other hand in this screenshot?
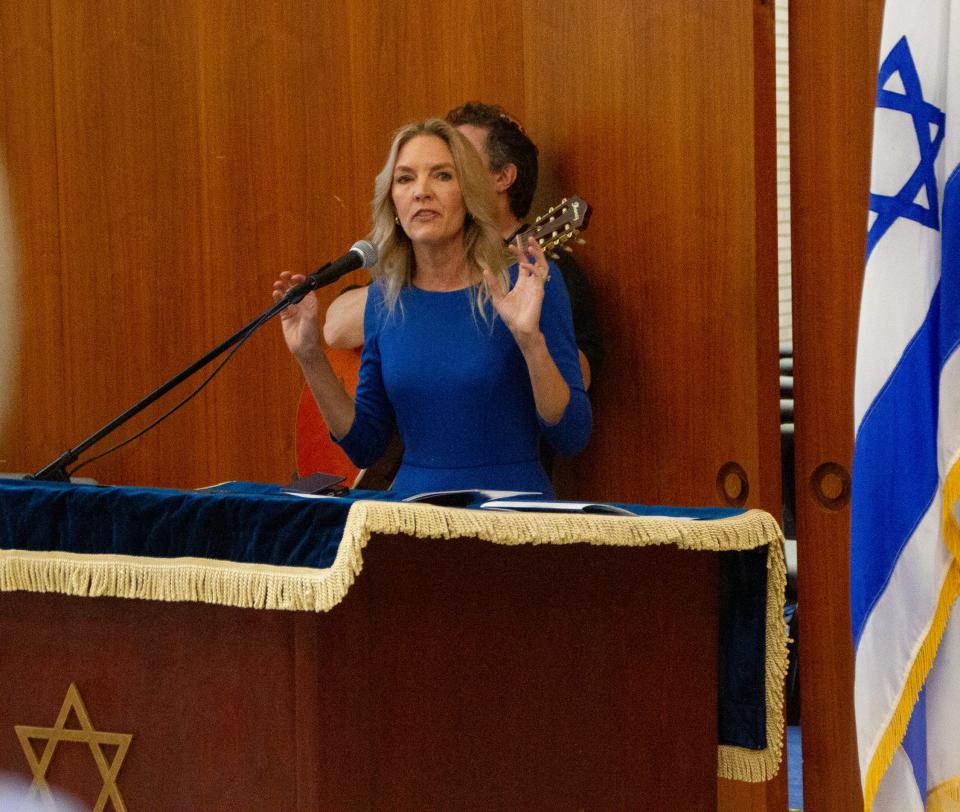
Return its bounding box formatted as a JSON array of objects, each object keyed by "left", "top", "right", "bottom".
[
  {"left": 485, "top": 237, "right": 549, "bottom": 349},
  {"left": 272, "top": 273, "right": 323, "bottom": 363}
]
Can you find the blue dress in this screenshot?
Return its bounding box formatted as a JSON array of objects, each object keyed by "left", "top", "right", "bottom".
[{"left": 336, "top": 264, "right": 592, "bottom": 498}]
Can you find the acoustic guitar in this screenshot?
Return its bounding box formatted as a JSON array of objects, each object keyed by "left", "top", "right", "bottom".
[{"left": 294, "top": 195, "right": 592, "bottom": 485}]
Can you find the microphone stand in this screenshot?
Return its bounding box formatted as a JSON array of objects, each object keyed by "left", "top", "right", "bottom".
[{"left": 29, "top": 262, "right": 338, "bottom": 482}]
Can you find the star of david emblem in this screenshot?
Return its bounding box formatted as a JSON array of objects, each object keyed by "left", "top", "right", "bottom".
[
  {"left": 14, "top": 683, "right": 133, "bottom": 812},
  {"left": 867, "top": 35, "right": 946, "bottom": 258}
]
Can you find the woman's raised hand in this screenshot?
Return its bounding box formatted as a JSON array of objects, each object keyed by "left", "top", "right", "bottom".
[
  {"left": 272, "top": 273, "right": 323, "bottom": 363},
  {"left": 484, "top": 237, "right": 550, "bottom": 350}
]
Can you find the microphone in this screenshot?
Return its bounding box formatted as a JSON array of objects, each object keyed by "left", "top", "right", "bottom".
[{"left": 283, "top": 240, "right": 379, "bottom": 303}]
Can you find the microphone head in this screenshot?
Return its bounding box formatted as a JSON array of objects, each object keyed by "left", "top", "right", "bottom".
[{"left": 350, "top": 240, "right": 379, "bottom": 269}]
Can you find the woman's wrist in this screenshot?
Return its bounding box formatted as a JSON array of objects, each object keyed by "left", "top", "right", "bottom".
[
  {"left": 294, "top": 342, "right": 327, "bottom": 369},
  {"left": 514, "top": 328, "right": 546, "bottom": 356}
]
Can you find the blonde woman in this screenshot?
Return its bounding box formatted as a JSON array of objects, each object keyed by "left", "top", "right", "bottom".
[{"left": 273, "top": 119, "right": 591, "bottom": 497}]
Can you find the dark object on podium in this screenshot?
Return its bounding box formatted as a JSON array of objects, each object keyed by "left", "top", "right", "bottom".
[{"left": 286, "top": 472, "right": 347, "bottom": 495}]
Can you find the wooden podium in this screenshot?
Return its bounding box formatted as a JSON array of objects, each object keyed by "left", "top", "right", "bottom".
[
  {"left": 0, "top": 481, "right": 786, "bottom": 810},
  {"left": 1, "top": 533, "right": 719, "bottom": 810}
]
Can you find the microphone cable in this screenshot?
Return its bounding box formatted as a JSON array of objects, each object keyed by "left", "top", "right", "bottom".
[{"left": 68, "top": 310, "right": 272, "bottom": 477}]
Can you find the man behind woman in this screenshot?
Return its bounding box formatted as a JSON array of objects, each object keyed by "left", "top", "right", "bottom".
[{"left": 273, "top": 118, "right": 591, "bottom": 498}]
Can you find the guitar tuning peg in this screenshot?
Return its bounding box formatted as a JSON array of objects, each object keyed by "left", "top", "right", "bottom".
[
  {"left": 576, "top": 238, "right": 586, "bottom": 245},
  {"left": 549, "top": 252, "right": 559, "bottom": 259},
  {"left": 563, "top": 246, "right": 573, "bottom": 253}
]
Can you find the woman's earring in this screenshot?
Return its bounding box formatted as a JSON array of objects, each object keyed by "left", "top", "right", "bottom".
[{"left": 394, "top": 215, "right": 400, "bottom": 225}]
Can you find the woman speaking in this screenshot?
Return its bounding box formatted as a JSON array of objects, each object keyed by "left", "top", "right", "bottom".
[{"left": 272, "top": 118, "right": 591, "bottom": 498}]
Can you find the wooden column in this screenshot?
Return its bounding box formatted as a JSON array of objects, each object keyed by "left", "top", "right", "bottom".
[{"left": 789, "top": 2, "right": 884, "bottom": 808}]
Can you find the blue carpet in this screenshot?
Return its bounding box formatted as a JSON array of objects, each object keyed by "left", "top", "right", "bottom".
[{"left": 787, "top": 725, "right": 803, "bottom": 809}]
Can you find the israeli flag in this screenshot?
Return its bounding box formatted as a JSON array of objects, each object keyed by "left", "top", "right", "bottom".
[{"left": 852, "top": 1, "right": 960, "bottom": 809}]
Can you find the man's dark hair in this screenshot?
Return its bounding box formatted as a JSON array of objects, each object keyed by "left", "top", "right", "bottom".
[{"left": 446, "top": 102, "right": 539, "bottom": 219}]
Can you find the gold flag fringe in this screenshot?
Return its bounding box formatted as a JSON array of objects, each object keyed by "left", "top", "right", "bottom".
[
  {"left": 929, "top": 777, "right": 960, "bottom": 811},
  {"left": 0, "top": 500, "right": 787, "bottom": 783},
  {"left": 861, "top": 561, "right": 960, "bottom": 811},
  {"left": 859, "top": 464, "right": 960, "bottom": 810}
]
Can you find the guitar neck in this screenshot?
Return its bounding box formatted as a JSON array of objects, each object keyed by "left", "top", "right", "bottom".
[{"left": 511, "top": 195, "right": 590, "bottom": 256}]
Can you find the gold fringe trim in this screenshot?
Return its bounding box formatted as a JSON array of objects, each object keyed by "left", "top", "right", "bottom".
[
  {"left": 716, "top": 521, "right": 788, "bottom": 783},
  {"left": 862, "top": 560, "right": 960, "bottom": 811},
  {"left": 929, "top": 776, "right": 960, "bottom": 812},
  {"left": 923, "top": 467, "right": 960, "bottom": 812},
  {"left": 0, "top": 500, "right": 787, "bottom": 784},
  {"left": 344, "top": 500, "right": 782, "bottom": 556},
  {"left": 0, "top": 548, "right": 363, "bottom": 613},
  {"left": 862, "top": 460, "right": 960, "bottom": 812},
  {"left": 943, "top": 459, "right": 960, "bottom": 562}
]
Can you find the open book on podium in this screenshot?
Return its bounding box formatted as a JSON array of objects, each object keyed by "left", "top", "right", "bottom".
[
  {"left": 204, "top": 480, "right": 697, "bottom": 521},
  {"left": 401, "top": 489, "right": 661, "bottom": 517}
]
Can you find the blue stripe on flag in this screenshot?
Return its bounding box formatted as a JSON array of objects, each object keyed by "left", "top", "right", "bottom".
[
  {"left": 941, "top": 166, "right": 960, "bottom": 361},
  {"left": 851, "top": 293, "right": 940, "bottom": 644}
]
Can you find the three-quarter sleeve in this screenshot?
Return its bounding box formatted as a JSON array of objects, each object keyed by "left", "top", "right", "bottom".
[
  {"left": 537, "top": 262, "right": 593, "bottom": 457},
  {"left": 551, "top": 250, "right": 604, "bottom": 380},
  {"left": 334, "top": 284, "right": 396, "bottom": 467}
]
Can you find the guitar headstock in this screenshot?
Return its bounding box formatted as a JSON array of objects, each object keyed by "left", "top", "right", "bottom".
[{"left": 515, "top": 195, "right": 591, "bottom": 256}]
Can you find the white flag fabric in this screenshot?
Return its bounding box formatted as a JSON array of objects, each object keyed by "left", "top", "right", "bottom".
[{"left": 851, "top": 1, "right": 960, "bottom": 810}]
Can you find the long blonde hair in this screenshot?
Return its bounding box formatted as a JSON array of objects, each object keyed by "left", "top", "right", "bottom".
[{"left": 369, "top": 118, "right": 509, "bottom": 314}]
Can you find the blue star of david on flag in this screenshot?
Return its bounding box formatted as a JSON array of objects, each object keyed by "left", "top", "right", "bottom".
[{"left": 867, "top": 36, "right": 945, "bottom": 259}]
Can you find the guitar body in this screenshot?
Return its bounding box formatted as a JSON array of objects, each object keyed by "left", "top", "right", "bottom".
[{"left": 295, "top": 347, "right": 362, "bottom": 482}]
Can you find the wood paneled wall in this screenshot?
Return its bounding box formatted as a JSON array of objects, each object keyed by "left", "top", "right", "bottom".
[
  {"left": 0, "top": 0, "right": 785, "bottom": 806},
  {"left": 0, "top": 1, "right": 781, "bottom": 505}
]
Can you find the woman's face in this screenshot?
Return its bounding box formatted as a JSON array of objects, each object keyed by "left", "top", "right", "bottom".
[{"left": 391, "top": 134, "right": 467, "bottom": 249}]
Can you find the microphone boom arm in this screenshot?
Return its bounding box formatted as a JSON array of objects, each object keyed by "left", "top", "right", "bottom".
[
  {"left": 30, "top": 241, "right": 377, "bottom": 481},
  {"left": 31, "top": 294, "right": 291, "bottom": 481}
]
